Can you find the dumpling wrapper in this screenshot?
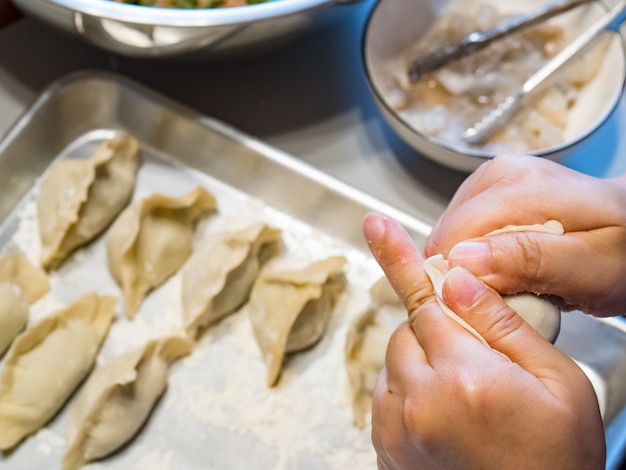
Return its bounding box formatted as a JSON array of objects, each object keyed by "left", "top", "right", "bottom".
[
  {"left": 106, "top": 187, "right": 217, "bottom": 318},
  {"left": 0, "top": 252, "right": 50, "bottom": 356},
  {"left": 0, "top": 284, "right": 29, "bottom": 359},
  {"left": 249, "top": 255, "right": 347, "bottom": 387},
  {"left": 62, "top": 336, "right": 194, "bottom": 470},
  {"left": 0, "top": 293, "right": 115, "bottom": 450},
  {"left": 425, "top": 220, "right": 563, "bottom": 345},
  {"left": 38, "top": 132, "right": 140, "bottom": 270},
  {"left": 345, "top": 277, "right": 406, "bottom": 428},
  {"left": 0, "top": 252, "right": 50, "bottom": 304},
  {"left": 182, "top": 221, "right": 281, "bottom": 338}
]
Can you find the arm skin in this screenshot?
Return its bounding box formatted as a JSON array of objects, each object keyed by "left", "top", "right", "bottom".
[
  {"left": 425, "top": 154, "right": 626, "bottom": 316},
  {"left": 363, "top": 212, "right": 605, "bottom": 470}
]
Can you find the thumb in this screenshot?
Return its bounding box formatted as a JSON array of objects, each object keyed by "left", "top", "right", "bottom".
[
  {"left": 447, "top": 229, "right": 626, "bottom": 315},
  {"left": 442, "top": 267, "right": 561, "bottom": 371}
]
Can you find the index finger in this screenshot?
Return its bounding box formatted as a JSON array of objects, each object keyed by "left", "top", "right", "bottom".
[
  {"left": 363, "top": 212, "right": 433, "bottom": 314},
  {"left": 363, "top": 212, "right": 489, "bottom": 360}
]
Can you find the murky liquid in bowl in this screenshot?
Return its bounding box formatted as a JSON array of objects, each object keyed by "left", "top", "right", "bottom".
[{"left": 388, "top": 3, "right": 610, "bottom": 154}]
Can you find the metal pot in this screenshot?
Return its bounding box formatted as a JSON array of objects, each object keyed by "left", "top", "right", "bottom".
[{"left": 14, "top": 0, "right": 359, "bottom": 58}]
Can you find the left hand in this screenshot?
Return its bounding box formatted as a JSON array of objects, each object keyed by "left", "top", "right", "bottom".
[
  {"left": 363, "top": 212, "right": 605, "bottom": 470},
  {"left": 425, "top": 155, "right": 626, "bottom": 316}
]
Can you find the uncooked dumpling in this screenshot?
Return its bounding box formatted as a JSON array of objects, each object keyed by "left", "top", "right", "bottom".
[
  {"left": 425, "top": 220, "right": 563, "bottom": 344},
  {"left": 345, "top": 277, "right": 406, "bottom": 428},
  {"left": 182, "top": 221, "right": 281, "bottom": 338},
  {"left": 0, "top": 252, "right": 50, "bottom": 356},
  {"left": 62, "top": 336, "right": 193, "bottom": 470},
  {"left": 106, "top": 187, "right": 217, "bottom": 318},
  {"left": 249, "top": 255, "right": 347, "bottom": 386},
  {"left": 0, "top": 293, "right": 115, "bottom": 450},
  {"left": 38, "top": 132, "right": 140, "bottom": 270},
  {"left": 0, "top": 284, "right": 29, "bottom": 359}
]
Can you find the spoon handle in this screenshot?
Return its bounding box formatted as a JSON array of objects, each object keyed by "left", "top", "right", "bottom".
[{"left": 408, "top": 0, "right": 595, "bottom": 82}]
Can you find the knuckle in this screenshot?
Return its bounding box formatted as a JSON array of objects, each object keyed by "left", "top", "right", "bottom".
[
  {"left": 405, "top": 285, "right": 435, "bottom": 321},
  {"left": 479, "top": 303, "right": 525, "bottom": 345},
  {"left": 490, "top": 232, "right": 545, "bottom": 291},
  {"left": 444, "top": 367, "right": 509, "bottom": 419},
  {"left": 515, "top": 233, "right": 546, "bottom": 288}
]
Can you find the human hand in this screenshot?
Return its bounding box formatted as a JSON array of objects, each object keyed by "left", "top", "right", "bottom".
[
  {"left": 425, "top": 154, "right": 626, "bottom": 316},
  {"left": 363, "top": 212, "right": 605, "bottom": 470}
]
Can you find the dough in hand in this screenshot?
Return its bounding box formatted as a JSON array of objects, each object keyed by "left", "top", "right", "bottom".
[
  {"left": 249, "top": 256, "right": 347, "bottom": 386},
  {"left": 106, "top": 187, "right": 217, "bottom": 318},
  {"left": 62, "top": 336, "right": 194, "bottom": 470},
  {"left": 182, "top": 221, "right": 281, "bottom": 338},
  {"left": 0, "top": 252, "right": 50, "bottom": 356},
  {"left": 0, "top": 293, "right": 115, "bottom": 450},
  {"left": 425, "top": 220, "right": 563, "bottom": 344},
  {"left": 345, "top": 277, "right": 405, "bottom": 428},
  {"left": 38, "top": 132, "right": 140, "bottom": 270}
]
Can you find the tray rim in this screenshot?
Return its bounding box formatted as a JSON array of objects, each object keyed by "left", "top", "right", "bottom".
[{"left": 0, "top": 69, "right": 433, "bottom": 243}]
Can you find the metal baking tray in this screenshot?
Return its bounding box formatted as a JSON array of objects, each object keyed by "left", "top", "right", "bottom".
[{"left": 0, "top": 71, "right": 625, "bottom": 468}]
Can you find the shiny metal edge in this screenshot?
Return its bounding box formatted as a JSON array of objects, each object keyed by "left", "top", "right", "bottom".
[
  {"left": 35, "top": 0, "right": 338, "bottom": 27},
  {"left": 0, "top": 70, "right": 431, "bottom": 249}
]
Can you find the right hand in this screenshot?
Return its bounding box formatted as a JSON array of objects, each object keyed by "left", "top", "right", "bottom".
[
  {"left": 364, "top": 212, "right": 606, "bottom": 470},
  {"left": 425, "top": 155, "right": 626, "bottom": 317}
]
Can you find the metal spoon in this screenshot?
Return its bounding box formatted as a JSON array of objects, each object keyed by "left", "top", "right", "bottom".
[{"left": 407, "top": 0, "right": 595, "bottom": 83}]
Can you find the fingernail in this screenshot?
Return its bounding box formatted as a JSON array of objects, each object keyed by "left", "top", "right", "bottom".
[
  {"left": 363, "top": 212, "right": 387, "bottom": 242},
  {"left": 449, "top": 241, "right": 491, "bottom": 277},
  {"left": 444, "top": 267, "right": 487, "bottom": 308}
]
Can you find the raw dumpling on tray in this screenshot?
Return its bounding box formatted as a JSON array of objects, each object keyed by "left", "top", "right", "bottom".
[
  {"left": 106, "top": 187, "right": 217, "bottom": 318},
  {"left": 249, "top": 255, "right": 347, "bottom": 386},
  {"left": 0, "top": 293, "right": 115, "bottom": 450},
  {"left": 182, "top": 220, "right": 282, "bottom": 338},
  {"left": 0, "top": 252, "right": 49, "bottom": 356},
  {"left": 38, "top": 132, "right": 140, "bottom": 270},
  {"left": 62, "top": 336, "right": 194, "bottom": 470},
  {"left": 345, "top": 277, "right": 406, "bottom": 428}
]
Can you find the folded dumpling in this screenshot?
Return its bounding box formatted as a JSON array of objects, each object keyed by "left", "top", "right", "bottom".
[
  {"left": 425, "top": 220, "right": 563, "bottom": 344},
  {"left": 0, "top": 252, "right": 50, "bottom": 356},
  {"left": 182, "top": 221, "right": 282, "bottom": 338},
  {"left": 249, "top": 255, "right": 347, "bottom": 386},
  {"left": 0, "top": 293, "right": 115, "bottom": 450},
  {"left": 62, "top": 336, "right": 194, "bottom": 470},
  {"left": 345, "top": 277, "right": 405, "bottom": 428},
  {"left": 38, "top": 132, "right": 140, "bottom": 270},
  {"left": 0, "top": 284, "right": 29, "bottom": 359},
  {"left": 106, "top": 187, "right": 217, "bottom": 318}
]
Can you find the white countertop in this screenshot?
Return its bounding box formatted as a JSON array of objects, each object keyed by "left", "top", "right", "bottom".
[{"left": 0, "top": 0, "right": 625, "bottom": 234}]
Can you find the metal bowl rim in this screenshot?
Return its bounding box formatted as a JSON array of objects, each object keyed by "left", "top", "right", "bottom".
[{"left": 45, "top": 0, "right": 336, "bottom": 26}]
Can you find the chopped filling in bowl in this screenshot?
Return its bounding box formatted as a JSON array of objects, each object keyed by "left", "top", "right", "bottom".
[
  {"left": 114, "top": 0, "right": 271, "bottom": 8},
  {"left": 389, "top": 3, "right": 609, "bottom": 153}
]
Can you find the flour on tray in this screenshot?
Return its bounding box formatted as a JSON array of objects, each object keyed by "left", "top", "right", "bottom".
[{"left": 0, "top": 140, "right": 380, "bottom": 470}]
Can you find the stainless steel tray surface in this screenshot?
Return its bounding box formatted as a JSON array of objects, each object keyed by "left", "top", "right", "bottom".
[{"left": 0, "top": 71, "right": 625, "bottom": 469}]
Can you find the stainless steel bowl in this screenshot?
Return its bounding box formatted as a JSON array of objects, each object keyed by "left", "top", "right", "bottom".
[
  {"left": 14, "top": 0, "right": 357, "bottom": 57},
  {"left": 362, "top": 0, "right": 626, "bottom": 172}
]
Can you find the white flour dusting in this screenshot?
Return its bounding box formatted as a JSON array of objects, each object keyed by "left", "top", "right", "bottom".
[{"left": 0, "top": 140, "right": 381, "bottom": 469}]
